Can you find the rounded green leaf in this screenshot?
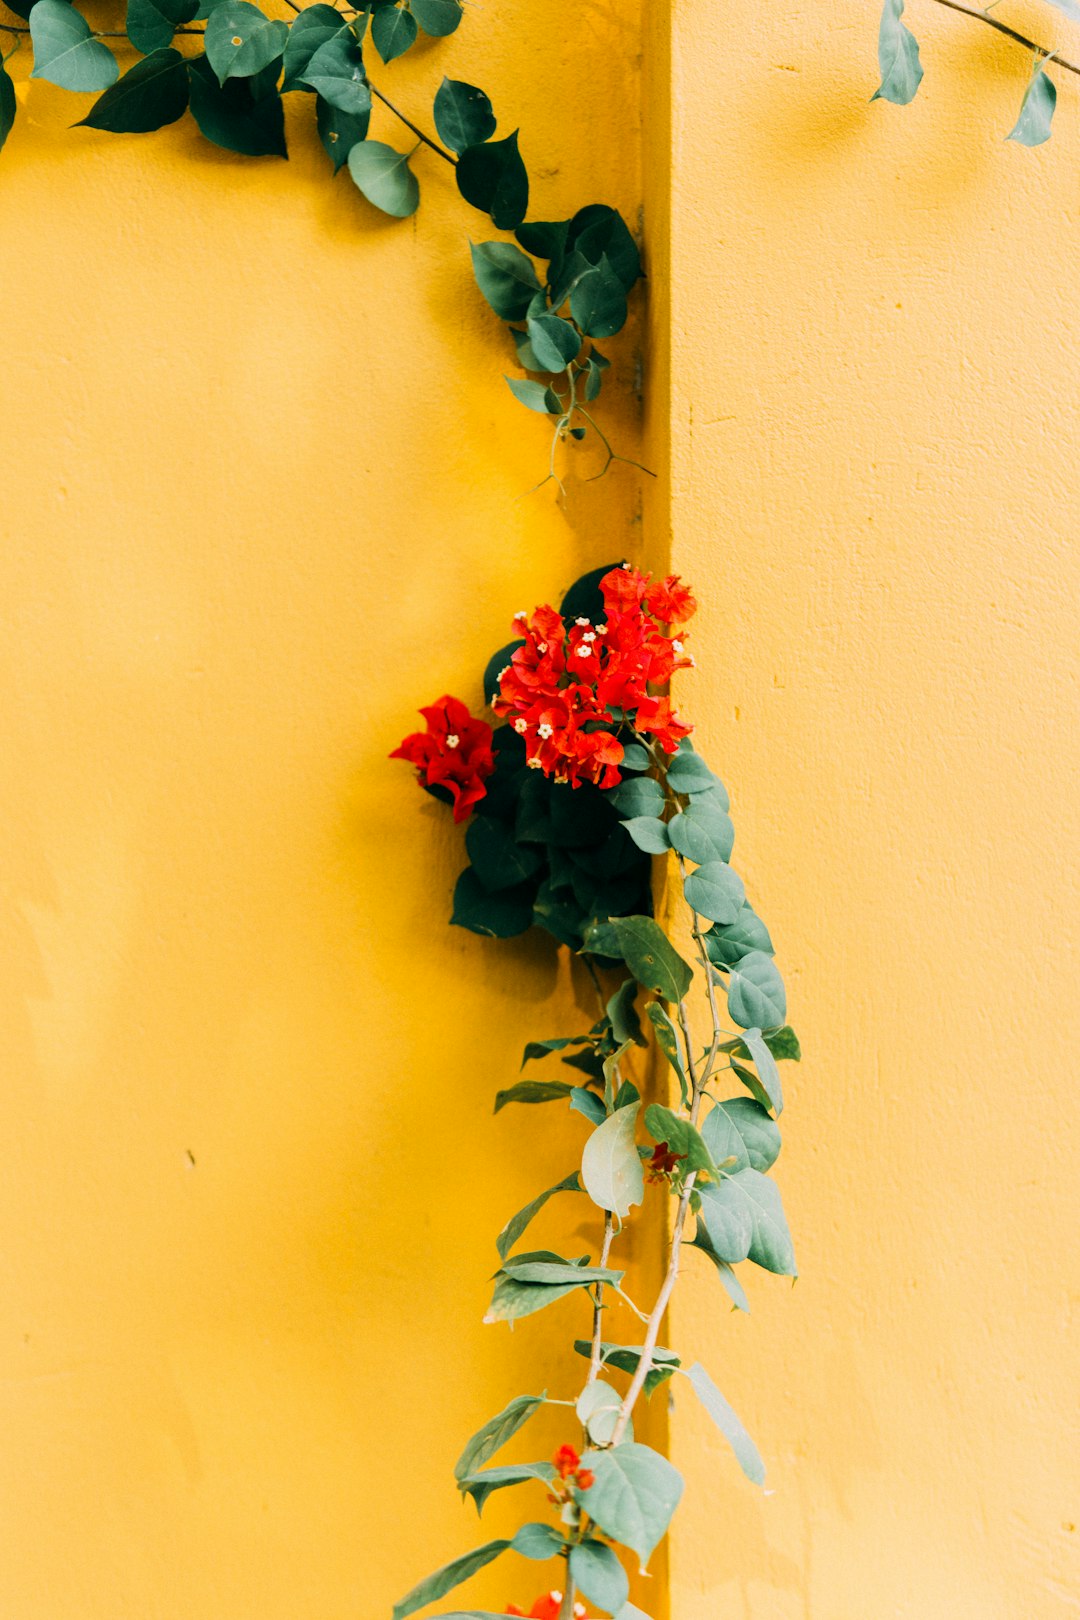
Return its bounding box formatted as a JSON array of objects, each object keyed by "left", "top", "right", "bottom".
[
  {"left": 78, "top": 48, "right": 189, "bottom": 133},
  {"left": 371, "top": 2, "right": 416, "bottom": 62},
  {"left": 299, "top": 30, "right": 368, "bottom": 113},
  {"left": 727, "top": 950, "right": 786, "bottom": 1029},
  {"left": 457, "top": 130, "right": 529, "bottom": 230},
  {"left": 572, "top": 1442, "right": 684, "bottom": 1565},
  {"left": 569, "top": 1539, "right": 629, "bottom": 1612},
  {"left": 281, "top": 3, "right": 347, "bottom": 91},
  {"left": 409, "top": 0, "right": 462, "bottom": 35},
  {"left": 611, "top": 776, "right": 665, "bottom": 818},
  {"left": 581, "top": 1101, "right": 643, "bottom": 1220},
  {"left": 704, "top": 903, "right": 773, "bottom": 968},
  {"left": 683, "top": 861, "right": 746, "bottom": 926},
  {"left": 505, "top": 376, "right": 557, "bottom": 415},
  {"left": 470, "top": 240, "right": 542, "bottom": 321},
  {"left": 667, "top": 798, "right": 734, "bottom": 864},
  {"left": 433, "top": 76, "right": 495, "bottom": 154},
  {"left": 872, "top": 0, "right": 923, "bottom": 105},
  {"left": 526, "top": 310, "right": 580, "bottom": 371},
  {"left": 30, "top": 1, "right": 118, "bottom": 93},
  {"left": 569, "top": 254, "right": 627, "bottom": 339},
  {"left": 205, "top": 1, "right": 287, "bottom": 84},
  {"left": 125, "top": 0, "right": 197, "bottom": 54},
  {"left": 700, "top": 1096, "right": 781, "bottom": 1174},
  {"left": 315, "top": 93, "right": 369, "bottom": 172},
  {"left": 576, "top": 1378, "right": 626, "bottom": 1447},
  {"left": 622, "top": 816, "right": 671, "bottom": 855},
  {"left": 454, "top": 1393, "right": 544, "bottom": 1482},
  {"left": 392, "top": 1541, "right": 511, "bottom": 1620},
  {"left": 1007, "top": 67, "right": 1056, "bottom": 146},
  {"left": 683, "top": 1362, "right": 765, "bottom": 1485},
  {"left": 609, "top": 915, "right": 693, "bottom": 1002},
  {"left": 0, "top": 60, "right": 17, "bottom": 153},
  {"left": 348, "top": 136, "right": 419, "bottom": 216},
  {"left": 187, "top": 54, "right": 287, "bottom": 156}
]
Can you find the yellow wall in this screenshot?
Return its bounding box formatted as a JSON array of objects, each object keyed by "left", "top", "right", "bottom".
[
  {"left": 3, "top": 0, "right": 1079, "bottom": 1616},
  {"left": 647, "top": 2, "right": 1080, "bottom": 1615}
]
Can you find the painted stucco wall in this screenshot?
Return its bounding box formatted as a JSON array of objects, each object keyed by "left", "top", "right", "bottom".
[
  {"left": 646, "top": 2, "right": 1080, "bottom": 1616},
  {"left": 3, "top": 0, "right": 1079, "bottom": 1616}
]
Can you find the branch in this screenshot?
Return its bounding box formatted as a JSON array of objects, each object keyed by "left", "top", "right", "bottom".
[
  {"left": 368, "top": 82, "right": 456, "bottom": 165},
  {"left": 930, "top": 0, "right": 1080, "bottom": 78}
]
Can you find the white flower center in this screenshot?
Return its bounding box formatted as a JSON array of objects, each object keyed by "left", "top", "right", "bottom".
[
  {"left": 538, "top": 723, "right": 553, "bottom": 739},
  {"left": 445, "top": 734, "right": 459, "bottom": 749},
  {"left": 514, "top": 719, "right": 528, "bottom": 734}
]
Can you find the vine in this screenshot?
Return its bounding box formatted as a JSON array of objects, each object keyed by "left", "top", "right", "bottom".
[
  {"left": 0, "top": 0, "right": 643, "bottom": 481},
  {"left": 874, "top": 0, "right": 1080, "bottom": 144},
  {"left": 391, "top": 564, "right": 800, "bottom": 1619}
]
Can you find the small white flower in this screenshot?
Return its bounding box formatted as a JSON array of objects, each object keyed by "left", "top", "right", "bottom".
[
  {"left": 514, "top": 718, "right": 528, "bottom": 734},
  {"left": 595, "top": 623, "right": 607, "bottom": 635},
  {"left": 527, "top": 756, "right": 542, "bottom": 769},
  {"left": 672, "top": 639, "right": 684, "bottom": 655},
  {"left": 621, "top": 560, "right": 632, "bottom": 570},
  {"left": 538, "top": 723, "right": 553, "bottom": 739},
  {"left": 445, "top": 733, "right": 459, "bottom": 749},
  {"left": 575, "top": 644, "right": 592, "bottom": 657},
  {"left": 497, "top": 665, "right": 510, "bottom": 679},
  {"left": 575, "top": 616, "right": 591, "bottom": 627},
  {"left": 537, "top": 641, "right": 548, "bottom": 654},
  {"left": 514, "top": 609, "right": 527, "bottom": 620},
  {"left": 582, "top": 630, "right": 597, "bottom": 642}
]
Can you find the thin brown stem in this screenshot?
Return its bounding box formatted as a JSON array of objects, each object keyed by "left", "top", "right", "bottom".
[
  {"left": 0, "top": 21, "right": 204, "bottom": 31},
  {"left": 368, "top": 82, "right": 456, "bottom": 165},
  {"left": 588, "top": 1214, "right": 615, "bottom": 1382},
  {"left": 930, "top": 0, "right": 1080, "bottom": 78}
]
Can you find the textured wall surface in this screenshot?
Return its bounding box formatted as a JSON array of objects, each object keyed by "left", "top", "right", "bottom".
[
  {"left": 0, "top": 5, "right": 650, "bottom": 1614},
  {"left": 647, "top": 2, "right": 1080, "bottom": 1616}
]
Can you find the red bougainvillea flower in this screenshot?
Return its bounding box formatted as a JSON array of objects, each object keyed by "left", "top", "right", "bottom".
[
  {"left": 551, "top": 1444, "right": 594, "bottom": 1490},
  {"left": 505, "top": 1595, "right": 589, "bottom": 1619},
  {"left": 390, "top": 695, "right": 495, "bottom": 822},
  {"left": 647, "top": 1141, "right": 688, "bottom": 1182},
  {"left": 491, "top": 565, "right": 695, "bottom": 789}
]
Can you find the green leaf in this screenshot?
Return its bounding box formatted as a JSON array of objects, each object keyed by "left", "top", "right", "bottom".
[
  {"left": 371, "top": 2, "right": 416, "bottom": 61},
  {"left": 281, "top": 4, "right": 347, "bottom": 90},
  {"left": 721, "top": 1024, "right": 800, "bottom": 1063},
  {"left": 496, "top": 1172, "right": 581, "bottom": 1261},
  {"left": 606, "top": 976, "right": 643, "bottom": 1047},
  {"left": 572, "top": 1443, "right": 684, "bottom": 1565},
  {"left": 570, "top": 1541, "right": 629, "bottom": 1614},
  {"left": 392, "top": 1541, "right": 511, "bottom": 1620},
  {"left": 704, "top": 904, "right": 773, "bottom": 968},
  {"left": 505, "top": 376, "right": 558, "bottom": 415},
  {"left": 611, "top": 776, "right": 665, "bottom": 818},
  {"left": 700, "top": 1096, "right": 780, "bottom": 1174},
  {"left": 470, "top": 240, "right": 543, "bottom": 320},
  {"left": 570, "top": 203, "right": 641, "bottom": 289},
  {"left": 576, "top": 1378, "right": 626, "bottom": 1448},
  {"left": 498, "top": 1256, "right": 622, "bottom": 1287},
  {"left": 665, "top": 743, "right": 728, "bottom": 802},
  {"left": 302, "top": 29, "right": 369, "bottom": 113},
  {"left": 0, "top": 61, "right": 15, "bottom": 153},
  {"left": 1007, "top": 64, "right": 1056, "bottom": 145},
  {"left": 457, "top": 130, "right": 529, "bottom": 230},
  {"left": 451, "top": 868, "right": 533, "bottom": 938},
  {"left": 644, "top": 1103, "right": 718, "bottom": 1180},
  {"left": 570, "top": 1087, "right": 606, "bottom": 1125},
  {"left": 605, "top": 916, "right": 692, "bottom": 1003},
  {"left": 458, "top": 1462, "right": 556, "bottom": 1515},
  {"left": 581, "top": 1101, "right": 643, "bottom": 1220},
  {"left": 434, "top": 76, "right": 495, "bottom": 154},
  {"left": 30, "top": 1, "right": 118, "bottom": 92},
  {"left": 494, "top": 1080, "right": 574, "bottom": 1113},
  {"left": 569, "top": 254, "right": 627, "bottom": 339},
  {"left": 700, "top": 1169, "right": 796, "bottom": 1274},
  {"left": 727, "top": 951, "right": 786, "bottom": 1029},
  {"left": 682, "top": 1362, "right": 765, "bottom": 1485},
  {"left": 205, "top": 1, "right": 286, "bottom": 83},
  {"left": 485, "top": 1254, "right": 598, "bottom": 1323},
  {"left": 526, "top": 311, "right": 580, "bottom": 371},
  {"left": 521, "top": 1034, "right": 592, "bottom": 1067},
  {"left": 78, "top": 48, "right": 189, "bottom": 132},
  {"left": 573, "top": 1340, "right": 680, "bottom": 1398},
  {"left": 511, "top": 1522, "right": 565, "bottom": 1561},
  {"left": 409, "top": 0, "right": 461, "bottom": 34},
  {"left": 690, "top": 1230, "right": 750, "bottom": 1312},
  {"left": 316, "top": 92, "right": 368, "bottom": 171},
  {"left": 645, "top": 1002, "right": 688, "bottom": 1107},
  {"left": 872, "top": 0, "right": 923, "bottom": 105},
  {"left": 740, "top": 1026, "right": 783, "bottom": 1114},
  {"left": 125, "top": 0, "right": 196, "bottom": 53},
  {"left": 454, "top": 1393, "right": 545, "bottom": 1481},
  {"left": 667, "top": 798, "right": 734, "bottom": 864},
  {"left": 466, "top": 816, "right": 541, "bottom": 891},
  {"left": 187, "top": 55, "right": 286, "bottom": 155},
  {"left": 622, "top": 817, "right": 670, "bottom": 855},
  {"left": 683, "top": 862, "right": 746, "bottom": 927}
]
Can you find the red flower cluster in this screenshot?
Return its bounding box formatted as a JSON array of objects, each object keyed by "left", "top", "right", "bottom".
[
  {"left": 553, "top": 1443, "right": 594, "bottom": 1491},
  {"left": 389, "top": 695, "right": 495, "bottom": 822},
  {"left": 491, "top": 565, "right": 697, "bottom": 790},
  {"left": 506, "top": 1594, "right": 589, "bottom": 1619},
  {"left": 646, "top": 1141, "right": 688, "bottom": 1183}
]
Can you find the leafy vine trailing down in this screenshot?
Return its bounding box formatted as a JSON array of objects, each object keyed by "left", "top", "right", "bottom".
[
  {"left": 391, "top": 564, "right": 801, "bottom": 1620},
  {"left": 874, "top": 0, "right": 1080, "bottom": 145},
  {"left": 0, "top": 0, "right": 643, "bottom": 482}
]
